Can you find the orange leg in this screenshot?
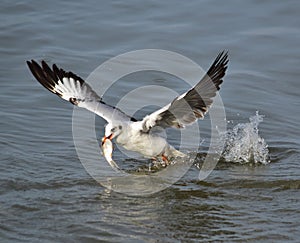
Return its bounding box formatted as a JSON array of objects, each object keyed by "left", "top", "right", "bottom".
[{"left": 162, "top": 154, "right": 170, "bottom": 165}]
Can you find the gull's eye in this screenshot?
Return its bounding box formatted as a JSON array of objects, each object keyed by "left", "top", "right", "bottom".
[{"left": 111, "top": 127, "right": 116, "bottom": 132}]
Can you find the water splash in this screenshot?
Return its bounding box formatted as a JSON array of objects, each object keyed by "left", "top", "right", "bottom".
[{"left": 221, "top": 111, "right": 270, "bottom": 164}]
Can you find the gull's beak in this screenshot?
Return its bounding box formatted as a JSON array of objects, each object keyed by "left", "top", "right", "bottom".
[{"left": 101, "top": 133, "right": 113, "bottom": 146}]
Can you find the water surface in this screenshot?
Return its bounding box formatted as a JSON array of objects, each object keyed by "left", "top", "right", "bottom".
[{"left": 1, "top": 0, "right": 299, "bottom": 242}]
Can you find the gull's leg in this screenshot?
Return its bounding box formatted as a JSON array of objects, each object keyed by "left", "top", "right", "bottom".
[
  {"left": 150, "top": 155, "right": 170, "bottom": 170},
  {"left": 162, "top": 154, "right": 170, "bottom": 165}
]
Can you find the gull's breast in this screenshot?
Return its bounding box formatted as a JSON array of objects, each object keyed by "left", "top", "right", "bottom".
[{"left": 117, "top": 132, "right": 168, "bottom": 158}]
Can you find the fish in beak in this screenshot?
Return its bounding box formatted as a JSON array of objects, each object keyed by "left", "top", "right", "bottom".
[
  {"left": 101, "top": 134, "right": 120, "bottom": 171},
  {"left": 101, "top": 133, "right": 113, "bottom": 146}
]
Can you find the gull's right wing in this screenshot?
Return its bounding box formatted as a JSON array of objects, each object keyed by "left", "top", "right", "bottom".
[{"left": 27, "top": 60, "right": 136, "bottom": 123}]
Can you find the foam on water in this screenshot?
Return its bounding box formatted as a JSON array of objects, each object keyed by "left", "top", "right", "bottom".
[{"left": 221, "top": 111, "right": 270, "bottom": 164}]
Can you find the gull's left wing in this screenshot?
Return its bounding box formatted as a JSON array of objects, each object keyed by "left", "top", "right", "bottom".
[{"left": 140, "top": 51, "right": 229, "bottom": 132}]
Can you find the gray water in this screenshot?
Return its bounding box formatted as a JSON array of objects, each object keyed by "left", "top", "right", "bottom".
[{"left": 1, "top": 0, "right": 300, "bottom": 242}]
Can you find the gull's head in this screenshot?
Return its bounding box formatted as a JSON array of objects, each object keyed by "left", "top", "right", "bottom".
[{"left": 102, "top": 123, "right": 123, "bottom": 145}]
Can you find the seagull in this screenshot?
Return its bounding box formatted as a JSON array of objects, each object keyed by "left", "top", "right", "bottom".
[{"left": 27, "top": 51, "right": 228, "bottom": 167}]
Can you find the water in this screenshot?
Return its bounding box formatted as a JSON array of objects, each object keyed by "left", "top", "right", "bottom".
[
  {"left": 221, "top": 112, "right": 270, "bottom": 165},
  {"left": 1, "top": 0, "right": 300, "bottom": 242}
]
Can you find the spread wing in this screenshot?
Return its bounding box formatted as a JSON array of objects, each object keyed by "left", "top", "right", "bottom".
[
  {"left": 141, "top": 51, "right": 229, "bottom": 132},
  {"left": 26, "top": 60, "right": 135, "bottom": 123}
]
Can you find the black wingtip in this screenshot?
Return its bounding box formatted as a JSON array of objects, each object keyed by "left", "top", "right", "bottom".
[
  {"left": 26, "top": 59, "right": 58, "bottom": 95},
  {"left": 205, "top": 50, "right": 229, "bottom": 89},
  {"left": 215, "top": 50, "right": 229, "bottom": 65},
  {"left": 26, "top": 59, "right": 96, "bottom": 102}
]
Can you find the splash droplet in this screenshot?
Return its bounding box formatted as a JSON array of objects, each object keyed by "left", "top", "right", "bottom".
[{"left": 221, "top": 111, "right": 270, "bottom": 164}]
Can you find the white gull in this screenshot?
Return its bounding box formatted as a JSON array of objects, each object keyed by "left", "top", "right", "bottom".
[{"left": 27, "top": 51, "right": 228, "bottom": 168}]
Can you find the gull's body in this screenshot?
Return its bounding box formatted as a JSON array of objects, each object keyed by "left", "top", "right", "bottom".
[
  {"left": 27, "top": 51, "right": 228, "bottom": 167},
  {"left": 115, "top": 122, "right": 178, "bottom": 158}
]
